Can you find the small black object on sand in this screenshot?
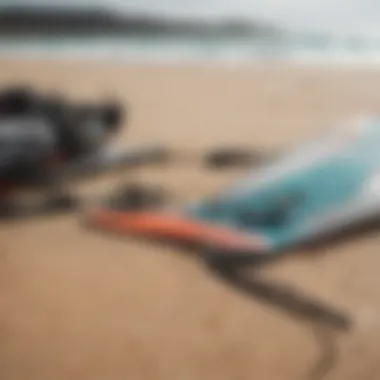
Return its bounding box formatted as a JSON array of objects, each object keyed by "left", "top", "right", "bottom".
[
  {"left": 106, "top": 182, "right": 168, "bottom": 212},
  {"left": 204, "top": 147, "right": 270, "bottom": 169}
]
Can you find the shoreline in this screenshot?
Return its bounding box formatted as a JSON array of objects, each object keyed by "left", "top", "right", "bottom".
[{"left": 3, "top": 54, "right": 380, "bottom": 70}]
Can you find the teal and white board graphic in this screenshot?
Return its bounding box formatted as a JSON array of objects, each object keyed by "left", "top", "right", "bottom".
[{"left": 186, "top": 115, "right": 380, "bottom": 253}]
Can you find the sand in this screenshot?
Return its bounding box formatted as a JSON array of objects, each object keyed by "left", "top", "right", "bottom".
[{"left": 1, "top": 59, "right": 380, "bottom": 380}]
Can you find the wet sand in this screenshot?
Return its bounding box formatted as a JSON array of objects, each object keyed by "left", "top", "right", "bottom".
[{"left": 1, "top": 60, "right": 380, "bottom": 380}]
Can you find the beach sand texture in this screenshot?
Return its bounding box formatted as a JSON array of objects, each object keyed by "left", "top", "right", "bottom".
[{"left": 1, "top": 60, "right": 380, "bottom": 380}]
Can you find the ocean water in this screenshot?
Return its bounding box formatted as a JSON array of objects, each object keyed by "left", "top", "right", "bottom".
[
  {"left": 3, "top": 32, "right": 380, "bottom": 65},
  {"left": 2, "top": 0, "right": 380, "bottom": 64}
]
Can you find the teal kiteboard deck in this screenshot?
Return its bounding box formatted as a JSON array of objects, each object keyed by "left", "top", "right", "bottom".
[
  {"left": 88, "top": 115, "right": 380, "bottom": 263},
  {"left": 184, "top": 115, "right": 380, "bottom": 259}
]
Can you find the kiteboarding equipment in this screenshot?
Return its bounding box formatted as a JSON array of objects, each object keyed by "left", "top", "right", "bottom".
[{"left": 86, "top": 114, "right": 380, "bottom": 263}]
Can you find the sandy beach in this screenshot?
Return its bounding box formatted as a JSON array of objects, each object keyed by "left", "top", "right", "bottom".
[{"left": 1, "top": 59, "right": 380, "bottom": 380}]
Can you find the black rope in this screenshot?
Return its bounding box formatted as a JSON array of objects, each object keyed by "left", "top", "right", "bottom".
[
  {"left": 208, "top": 263, "right": 352, "bottom": 380},
  {"left": 307, "top": 324, "right": 340, "bottom": 380}
]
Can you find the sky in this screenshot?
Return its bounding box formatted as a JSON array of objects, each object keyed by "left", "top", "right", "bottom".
[{"left": 2, "top": 0, "right": 380, "bottom": 34}]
